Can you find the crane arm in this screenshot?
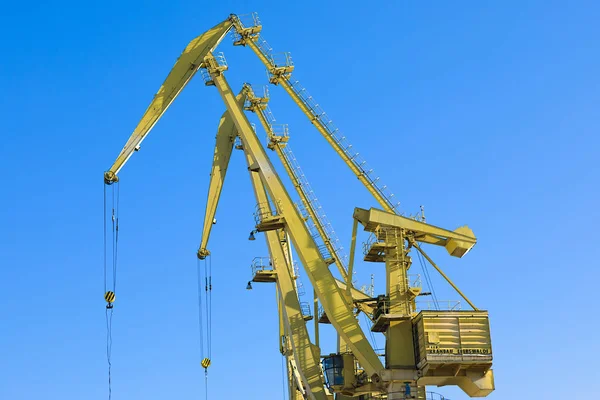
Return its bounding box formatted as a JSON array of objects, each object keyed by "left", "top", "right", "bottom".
[
  {"left": 244, "top": 87, "right": 348, "bottom": 281},
  {"left": 203, "top": 57, "right": 384, "bottom": 379},
  {"left": 197, "top": 95, "right": 329, "bottom": 398},
  {"left": 244, "top": 147, "right": 330, "bottom": 400},
  {"left": 197, "top": 90, "right": 246, "bottom": 259},
  {"left": 229, "top": 16, "right": 398, "bottom": 213},
  {"left": 104, "top": 19, "right": 233, "bottom": 184},
  {"left": 354, "top": 207, "right": 477, "bottom": 258}
]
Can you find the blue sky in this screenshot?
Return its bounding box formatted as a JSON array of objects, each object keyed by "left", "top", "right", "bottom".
[{"left": 1, "top": 1, "right": 599, "bottom": 399}]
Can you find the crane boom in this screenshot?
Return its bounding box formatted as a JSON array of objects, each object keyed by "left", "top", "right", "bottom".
[
  {"left": 244, "top": 86, "right": 348, "bottom": 281},
  {"left": 230, "top": 15, "right": 399, "bottom": 214},
  {"left": 197, "top": 90, "right": 245, "bottom": 259},
  {"left": 202, "top": 54, "right": 385, "bottom": 378},
  {"left": 103, "top": 20, "right": 233, "bottom": 184},
  {"left": 243, "top": 147, "right": 330, "bottom": 400}
]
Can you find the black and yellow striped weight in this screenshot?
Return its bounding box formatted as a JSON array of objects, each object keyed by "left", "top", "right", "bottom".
[
  {"left": 201, "top": 358, "right": 211, "bottom": 369},
  {"left": 104, "top": 291, "right": 116, "bottom": 303}
]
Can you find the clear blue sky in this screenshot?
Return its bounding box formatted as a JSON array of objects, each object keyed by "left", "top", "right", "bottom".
[{"left": 1, "top": 1, "right": 598, "bottom": 399}]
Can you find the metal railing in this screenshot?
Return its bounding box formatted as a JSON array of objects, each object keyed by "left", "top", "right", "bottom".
[
  {"left": 362, "top": 232, "right": 379, "bottom": 255},
  {"left": 269, "top": 123, "right": 289, "bottom": 138},
  {"left": 253, "top": 200, "right": 281, "bottom": 225},
  {"left": 251, "top": 256, "right": 273, "bottom": 275},
  {"left": 231, "top": 12, "right": 261, "bottom": 30},
  {"left": 199, "top": 52, "right": 228, "bottom": 85},
  {"left": 231, "top": 13, "right": 401, "bottom": 214},
  {"left": 199, "top": 68, "right": 212, "bottom": 85},
  {"left": 416, "top": 300, "right": 461, "bottom": 311},
  {"left": 283, "top": 78, "right": 401, "bottom": 213},
  {"left": 427, "top": 392, "right": 451, "bottom": 400},
  {"left": 283, "top": 146, "right": 349, "bottom": 268},
  {"left": 409, "top": 274, "right": 422, "bottom": 289},
  {"left": 269, "top": 52, "right": 293, "bottom": 69},
  {"left": 300, "top": 302, "right": 312, "bottom": 318},
  {"left": 214, "top": 52, "right": 228, "bottom": 68}
]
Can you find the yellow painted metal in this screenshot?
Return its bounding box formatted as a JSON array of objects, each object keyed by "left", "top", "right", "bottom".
[
  {"left": 204, "top": 63, "right": 384, "bottom": 378},
  {"left": 313, "top": 289, "right": 319, "bottom": 349},
  {"left": 103, "top": 20, "right": 233, "bottom": 184},
  {"left": 237, "top": 36, "right": 396, "bottom": 214},
  {"left": 381, "top": 228, "right": 417, "bottom": 371},
  {"left": 277, "top": 287, "right": 285, "bottom": 355},
  {"left": 197, "top": 90, "right": 246, "bottom": 259},
  {"left": 244, "top": 86, "right": 348, "bottom": 282},
  {"left": 104, "top": 291, "right": 115, "bottom": 303},
  {"left": 195, "top": 89, "right": 328, "bottom": 397},
  {"left": 354, "top": 207, "right": 477, "bottom": 257},
  {"left": 346, "top": 218, "right": 358, "bottom": 301},
  {"left": 413, "top": 310, "right": 493, "bottom": 369},
  {"left": 411, "top": 241, "right": 479, "bottom": 311},
  {"left": 242, "top": 131, "right": 330, "bottom": 400},
  {"left": 352, "top": 205, "right": 490, "bottom": 396},
  {"left": 414, "top": 311, "right": 494, "bottom": 397},
  {"left": 278, "top": 293, "right": 307, "bottom": 399},
  {"left": 445, "top": 226, "right": 477, "bottom": 258},
  {"left": 103, "top": 14, "right": 495, "bottom": 398}
]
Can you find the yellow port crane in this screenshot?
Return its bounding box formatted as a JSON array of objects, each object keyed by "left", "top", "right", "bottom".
[{"left": 103, "top": 13, "right": 495, "bottom": 399}]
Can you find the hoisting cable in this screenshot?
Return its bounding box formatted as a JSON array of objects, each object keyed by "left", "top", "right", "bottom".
[
  {"left": 280, "top": 354, "right": 287, "bottom": 400},
  {"left": 206, "top": 255, "right": 212, "bottom": 363},
  {"left": 363, "top": 313, "right": 378, "bottom": 350},
  {"left": 197, "top": 255, "right": 213, "bottom": 399},
  {"left": 414, "top": 243, "right": 439, "bottom": 310},
  {"left": 411, "top": 241, "right": 479, "bottom": 311},
  {"left": 103, "top": 181, "right": 120, "bottom": 400}
]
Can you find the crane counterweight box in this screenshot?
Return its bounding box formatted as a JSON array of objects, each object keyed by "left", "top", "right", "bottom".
[{"left": 413, "top": 310, "right": 493, "bottom": 374}]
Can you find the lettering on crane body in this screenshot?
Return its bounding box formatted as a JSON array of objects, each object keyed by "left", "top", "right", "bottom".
[{"left": 426, "top": 346, "right": 490, "bottom": 355}]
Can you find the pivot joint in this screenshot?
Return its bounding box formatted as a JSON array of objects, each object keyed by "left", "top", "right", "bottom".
[
  {"left": 104, "top": 171, "right": 118, "bottom": 185},
  {"left": 197, "top": 248, "right": 210, "bottom": 260}
]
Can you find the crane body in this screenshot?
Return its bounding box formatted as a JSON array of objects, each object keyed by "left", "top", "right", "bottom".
[{"left": 102, "top": 13, "right": 495, "bottom": 399}]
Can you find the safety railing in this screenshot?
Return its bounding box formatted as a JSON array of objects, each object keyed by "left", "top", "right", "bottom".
[
  {"left": 295, "top": 278, "right": 306, "bottom": 297},
  {"left": 214, "top": 52, "right": 228, "bottom": 68},
  {"left": 199, "top": 52, "right": 228, "bottom": 85},
  {"left": 231, "top": 13, "right": 401, "bottom": 214},
  {"left": 290, "top": 261, "right": 307, "bottom": 297},
  {"left": 427, "top": 392, "right": 450, "bottom": 400},
  {"left": 199, "top": 68, "right": 212, "bottom": 85},
  {"left": 416, "top": 300, "right": 461, "bottom": 311},
  {"left": 253, "top": 200, "right": 281, "bottom": 225},
  {"left": 351, "top": 391, "right": 449, "bottom": 400},
  {"left": 318, "top": 305, "right": 325, "bottom": 320},
  {"left": 282, "top": 78, "right": 401, "bottom": 213},
  {"left": 362, "top": 232, "right": 379, "bottom": 255},
  {"left": 269, "top": 123, "right": 289, "bottom": 138},
  {"left": 231, "top": 12, "right": 261, "bottom": 30},
  {"left": 282, "top": 145, "right": 349, "bottom": 268},
  {"left": 409, "top": 274, "right": 422, "bottom": 289},
  {"left": 317, "top": 244, "right": 332, "bottom": 261},
  {"left": 251, "top": 257, "right": 273, "bottom": 275},
  {"left": 269, "top": 52, "right": 293, "bottom": 69},
  {"left": 300, "top": 302, "right": 312, "bottom": 318},
  {"left": 263, "top": 103, "right": 276, "bottom": 126}
]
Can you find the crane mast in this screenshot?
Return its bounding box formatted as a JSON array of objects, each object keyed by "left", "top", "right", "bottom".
[{"left": 102, "top": 12, "right": 495, "bottom": 400}]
